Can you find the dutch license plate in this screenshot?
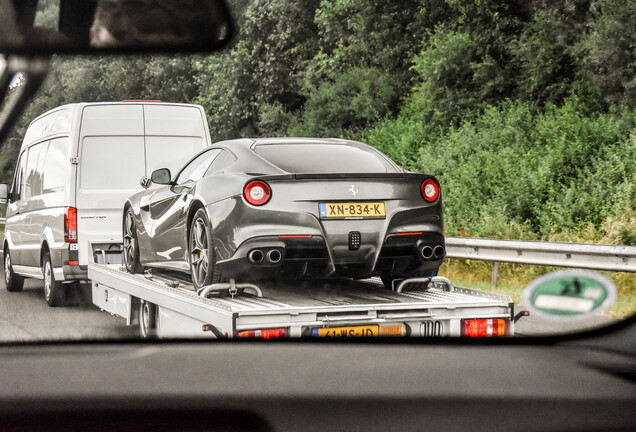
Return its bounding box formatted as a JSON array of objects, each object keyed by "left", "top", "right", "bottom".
[
  {"left": 313, "top": 325, "right": 379, "bottom": 337},
  {"left": 319, "top": 202, "right": 386, "bottom": 219}
]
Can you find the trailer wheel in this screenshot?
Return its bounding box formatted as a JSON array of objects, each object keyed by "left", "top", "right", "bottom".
[
  {"left": 139, "top": 300, "right": 157, "bottom": 339},
  {"left": 123, "top": 207, "right": 143, "bottom": 274},
  {"left": 3, "top": 247, "right": 24, "bottom": 292},
  {"left": 43, "top": 251, "right": 67, "bottom": 307}
]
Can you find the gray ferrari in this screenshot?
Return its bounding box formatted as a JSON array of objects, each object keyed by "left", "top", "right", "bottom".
[{"left": 122, "top": 138, "right": 445, "bottom": 290}]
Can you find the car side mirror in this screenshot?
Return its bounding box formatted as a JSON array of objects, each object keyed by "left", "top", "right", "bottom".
[
  {"left": 0, "top": 183, "right": 8, "bottom": 205},
  {"left": 151, "top": 168, "right": 171, "bottom": 185}
]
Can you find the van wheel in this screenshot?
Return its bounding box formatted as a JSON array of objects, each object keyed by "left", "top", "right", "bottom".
[
  {"left": 139, "top": 300, "right": 157, "bottom": 339},
  {"left": 43, "top": 251, "right": 66, "bottom": 307},
  {"left": 3, "top": 248, "right": 24, "bottom": 292},
  {"left": 189, "top": 208, "right": 221, "bottom": 290},
  {"left": 123, "top": 208, "right": 143, "bottom": 274}
]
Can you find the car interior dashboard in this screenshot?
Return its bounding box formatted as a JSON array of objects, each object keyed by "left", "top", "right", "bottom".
[{"left": 0, "top": 317, "right": 634, "bottom": 432}]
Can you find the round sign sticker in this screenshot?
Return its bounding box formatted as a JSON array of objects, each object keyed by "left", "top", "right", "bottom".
[{"left": 522, "top": 270, "right": 617, "bottom": 320}]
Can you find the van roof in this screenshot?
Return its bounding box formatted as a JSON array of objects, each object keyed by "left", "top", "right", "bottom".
[{"left": 30, "top": 101, "right": 204, "bottom": 123}]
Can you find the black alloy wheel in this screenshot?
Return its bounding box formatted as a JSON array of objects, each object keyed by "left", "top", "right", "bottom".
[{"left": 189, "top": 208, "right": 221, "bottom": 290}]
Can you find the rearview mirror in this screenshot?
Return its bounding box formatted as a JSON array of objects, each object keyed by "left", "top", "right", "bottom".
[
  {"left": 0, "top": 183, "right": 8, "bottom": 205},
  {"left": 0, "top": 0, "right": 234, "bottom": 55},
  {"left": 151, "top": 168, "right": 171, "bottom": 185}
]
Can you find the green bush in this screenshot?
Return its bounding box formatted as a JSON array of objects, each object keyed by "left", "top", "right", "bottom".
[{"left": 365, "top": 98, "right": 635, "bottom": 241}]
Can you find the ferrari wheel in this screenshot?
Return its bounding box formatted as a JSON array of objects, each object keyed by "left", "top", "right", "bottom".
[
  {"left": 123, "top": 207, "right": 143, "bottom": 274},
  {"left": 189, "top": 208, "right": 221, "bottom": 290},
  {"left": 3, "top": 247, "right": 24, "bottom": 292}
]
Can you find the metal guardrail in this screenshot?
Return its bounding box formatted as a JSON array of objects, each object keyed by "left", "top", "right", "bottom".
[
  {"left": 0, "top": 218, "right": 5, "bottom": 224},
  {"left": 445, "top": 237, "right": 636, "bottom": 287}
]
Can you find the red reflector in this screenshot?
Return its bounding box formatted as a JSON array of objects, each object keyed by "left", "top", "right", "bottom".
[
  {"left": 243, "top": 180, "right": 272, "bottom": 206},
  {"left": 421, "top": 179, "right": 440, "bottom": 203},
  {"left": 68, "top": 261, "right": 79, "bottom": 266},
  {"left": 394, "top": 232, "right": 423, "bottom": 236},
  {"left": 462, "top": 319, "right": 508, "bottom": 337},
  {"left": 236, "top": 328, "right": 286, "bottom": 339},
  {"left": 278, "top": 235, "right": 313, "bottom": 239},
  {"left": 64, "top": 207, "right": 77, "bottom": 243}
]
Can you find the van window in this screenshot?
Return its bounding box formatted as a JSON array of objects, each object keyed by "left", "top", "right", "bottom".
[
  {"left": 12, "top": 152, "right": 26, "bottom": 200},
  {"left": 80, "top": 137, "right": 145, "bottom": 190},
  {"left": 23, "top": 143, "right": 46, "bottom": 199},
  {"left": 145, "top": 136, "right": 207, "bottom": 176},
  {"left": 43, "top": 138, "right": 68, "bottom": 192}
]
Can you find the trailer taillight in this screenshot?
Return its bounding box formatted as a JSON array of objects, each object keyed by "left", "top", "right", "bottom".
[
  {"left": 462, "top": 319, "right": 508, "bottom": 337},
  {"left": 64, "top": 207, "right": 77, "bottom": 243},
  {"left": 237, "top": 328, "right": 286, "bottom": 339}
]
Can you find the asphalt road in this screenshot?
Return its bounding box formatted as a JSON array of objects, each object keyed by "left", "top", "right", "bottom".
[{"left": 0, "top": 252, "right": 618, "bottom": 342}]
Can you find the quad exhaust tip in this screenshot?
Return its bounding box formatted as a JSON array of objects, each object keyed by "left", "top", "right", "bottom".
[
  {"left": 433, "top": 245, "right": 445, "bottom": 259},
  {"left": 421, "top": 246, "right": 434, "bottom": 260},
  {"left": 248, "top": 249, "right": 264, "bottom": 264},
  {"left": 267, "top": 249, "right": 282, "bottom": 264}
]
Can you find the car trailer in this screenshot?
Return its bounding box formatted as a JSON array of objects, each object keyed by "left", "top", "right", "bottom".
[{"left": 89, "top": 248, "right": 521, "bottom": 339}]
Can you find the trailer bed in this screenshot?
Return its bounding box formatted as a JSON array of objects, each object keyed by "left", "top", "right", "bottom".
[{"left": 89, "top": 262, "right": 515, "bottom": 338}]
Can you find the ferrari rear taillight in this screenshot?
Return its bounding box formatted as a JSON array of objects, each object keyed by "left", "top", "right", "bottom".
[
  {"left": 421, "top": 179, "right": 440, "bottom": 202},
  {"left": 64, "top": 207, "right": 77, "bottom": 243},
  {"left": 243, "top": 180, "right": 271, "bottom": 206}
]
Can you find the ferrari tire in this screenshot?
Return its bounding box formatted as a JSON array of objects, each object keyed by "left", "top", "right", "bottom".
[
  {"left": 123, "top": 207, "right": 144, "bottom": 274},
  {"left": 43, "top": 250, "right": 66, "bottom": 307},
  {"left": 3, "top": 247, "right": 24, "bottom": 292},
  {"left": 189, "top": 208, "right": 222, "bottom": 290}
]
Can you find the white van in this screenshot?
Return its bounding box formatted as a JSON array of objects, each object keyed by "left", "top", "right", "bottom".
[{"left": 0, "top": 102, "right": 212, "bottom": 305}]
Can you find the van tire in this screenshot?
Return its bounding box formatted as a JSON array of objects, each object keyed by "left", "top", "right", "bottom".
[
  {"left": 123, "top": 207, "right": 143, "bottom": 274},
  {"left": 43, "top": 251, "right": 66, "bottom": 307},
  {"left": 3, "top": 247, "right": 24, "bottom": 292}
]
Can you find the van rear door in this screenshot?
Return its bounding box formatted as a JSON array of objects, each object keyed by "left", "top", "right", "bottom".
[{"left": 75, "top": 103, "right": 209, "bottom": 266}]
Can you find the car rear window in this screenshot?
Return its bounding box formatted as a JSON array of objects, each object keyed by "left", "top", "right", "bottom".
[{"left": 254, "top": 143, "right": 391, "bottom": 173}]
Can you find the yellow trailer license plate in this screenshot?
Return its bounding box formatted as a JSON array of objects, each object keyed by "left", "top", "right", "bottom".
[
  {"left": 319, "top": 202, "right": 386, "bottom": 219},
  {"left": 313, "top": 325, "right": 379, "bottom": 337}
]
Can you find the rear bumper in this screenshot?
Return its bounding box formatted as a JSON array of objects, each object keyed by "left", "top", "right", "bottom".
[
  {"left": 51, "top": 244, "right": 88, "bottom": 281},
  {"left": 215, "top": 232, "right": 445, "bottom": 281}
]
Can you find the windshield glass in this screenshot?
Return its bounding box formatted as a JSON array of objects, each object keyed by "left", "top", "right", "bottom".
[
  {"left": 0, "top": 0, "right": 633, "bottom": 342},
  {"left": 254, "top": 143, "right": 391, "bottom": 174}
]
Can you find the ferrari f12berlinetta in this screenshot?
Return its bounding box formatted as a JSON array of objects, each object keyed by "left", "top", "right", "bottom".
[{"left": 122, "top": 138, "right": 445, "bottom": 290}]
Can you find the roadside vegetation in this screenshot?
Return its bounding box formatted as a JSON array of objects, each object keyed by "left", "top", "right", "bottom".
[{"left": 0, "top": 0, "right": 634, "bottom": 312}]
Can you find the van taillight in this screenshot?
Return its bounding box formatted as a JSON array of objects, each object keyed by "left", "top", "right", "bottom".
[{"left": 65, "top": 207, "right": 77, "bottom": 243}]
